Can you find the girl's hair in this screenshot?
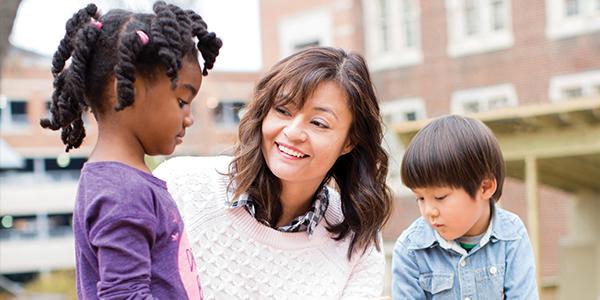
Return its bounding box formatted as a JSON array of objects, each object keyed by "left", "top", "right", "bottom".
[
  {"left": 228, "top": 46, "right": 392, "bottom": 259},
  {"left": 401, "top": 115, "right": 505, "bottom": 202},
  {"left": 40, "top": 1, "right": 222, "bottom": 152}
]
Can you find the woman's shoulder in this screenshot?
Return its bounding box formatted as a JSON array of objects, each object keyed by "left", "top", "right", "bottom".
[
  {"left": 154, "top": 155, "right": 232, "bottom": 179},
  {"left": 153, "top": 155, "right": 232, "bottom": 212}
]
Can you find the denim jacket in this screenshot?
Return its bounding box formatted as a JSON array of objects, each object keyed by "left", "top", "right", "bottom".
[{"left": 391, "top": 205, "right": 539, "bottom": 300}]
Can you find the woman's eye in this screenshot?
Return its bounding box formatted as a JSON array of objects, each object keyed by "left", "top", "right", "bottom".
[
  {"left": 311, "top": 120, "right": 329, "bottom": 129},
  {"left": 275, "top": 106, "right": 291, "bottom": 116}
]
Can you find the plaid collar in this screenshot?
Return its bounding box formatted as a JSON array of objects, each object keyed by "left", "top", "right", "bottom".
[{"left": 228, "top": 185, "right": 330, "bottom": 236}]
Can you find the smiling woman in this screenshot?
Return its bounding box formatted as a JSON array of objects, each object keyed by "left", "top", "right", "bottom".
[{"left": 154, "top": 46, "right": 393, "bottom": 299}]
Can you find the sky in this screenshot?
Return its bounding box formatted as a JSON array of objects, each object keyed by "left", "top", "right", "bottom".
[{"left": 10, "top": 0, "right": 262, "bottom": 72}]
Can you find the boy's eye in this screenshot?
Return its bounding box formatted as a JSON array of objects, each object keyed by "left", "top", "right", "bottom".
[
  {"left": 415, "top": 197, "right": 424, "bottom": 202},
  {"left": 434, "top": 195, "right": 447, "bottom": 200}
]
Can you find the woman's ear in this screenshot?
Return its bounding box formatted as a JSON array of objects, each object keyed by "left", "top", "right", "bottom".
[
  {"left": 340, "top": 139, "right": 354, "bottom": 156},
  {"left": 480, "top": 178, "right": 497, "bottom": 200}
]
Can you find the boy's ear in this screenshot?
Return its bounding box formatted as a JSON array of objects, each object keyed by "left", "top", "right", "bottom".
[{"left": 480, "top": 178, "right": 497, "bottom": 200}]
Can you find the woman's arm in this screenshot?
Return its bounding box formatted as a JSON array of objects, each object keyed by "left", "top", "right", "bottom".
[{"left": 340, "top": 239, "right": 386, "bottom": 299}]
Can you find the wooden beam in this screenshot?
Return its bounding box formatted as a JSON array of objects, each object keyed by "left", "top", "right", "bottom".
[{"left": 525, "top": 155, "right": 541, "bottom": 293}]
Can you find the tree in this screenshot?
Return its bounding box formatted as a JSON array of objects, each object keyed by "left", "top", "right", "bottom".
[{"left": 0, "top": 0, "right": 22, "bottom": 74}]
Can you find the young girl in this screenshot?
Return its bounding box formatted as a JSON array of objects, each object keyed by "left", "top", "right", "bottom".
[
  {"left": 40, "top": 2, "right": 221, "bottom": 299},
  {"left": 391, "top": 115, "right": 538, "bottom": 299},
  {"left": 154, "top": 47, "right": 392, "bottom": 299}
]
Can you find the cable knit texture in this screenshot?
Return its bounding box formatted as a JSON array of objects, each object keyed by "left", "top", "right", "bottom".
[{"left": 154, "top": 156, "right": 385, "bottom": 299}]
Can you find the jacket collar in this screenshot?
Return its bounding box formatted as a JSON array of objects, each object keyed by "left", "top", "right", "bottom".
[{"left": 408, "top": 203, "right": 520, "bottom": 250}]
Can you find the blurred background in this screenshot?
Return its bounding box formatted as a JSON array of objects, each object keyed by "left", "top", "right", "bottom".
[{"left": 1, "top": 0, "right": 599, "bottom": 299}]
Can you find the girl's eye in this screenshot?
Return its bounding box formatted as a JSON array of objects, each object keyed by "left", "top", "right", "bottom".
[
  {"left": 415, "top": 197, "right": 424, "bottom": 202},
  {"left": 311, "top": 119, "right": 329, "bottom": 129},
  {"left": 178, "top": 98, "right": 189, "bottom": 108},
  {"left": 434, "top": 195, "right": 447, "bottom": 200},
  {"left": 275, "top": 106, "right": 291, "bottom": 116}
]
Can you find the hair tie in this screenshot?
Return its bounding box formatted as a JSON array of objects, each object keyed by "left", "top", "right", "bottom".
[
  {"left": 91, "top": 19, "right": 102, "bottom": 30},
  {"left": 136, "top": 30, "right": 149, "bottom": 45}
]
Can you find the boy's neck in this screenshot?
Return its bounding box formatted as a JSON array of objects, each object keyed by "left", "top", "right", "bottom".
[{"left": 463, "top": 201, "right": 493, "bottom": 237}]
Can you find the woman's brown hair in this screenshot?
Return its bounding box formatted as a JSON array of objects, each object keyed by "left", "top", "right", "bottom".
[{"left": 228, "top": 47, "right": 392, "bottom": 259}]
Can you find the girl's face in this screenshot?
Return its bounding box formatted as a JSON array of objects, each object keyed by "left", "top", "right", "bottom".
[
  {"left": 130, "top": 56, "right": 202, "bottom": 155},
  {"left": 261, "top": 81, "right": 353, "bottom": 189}
]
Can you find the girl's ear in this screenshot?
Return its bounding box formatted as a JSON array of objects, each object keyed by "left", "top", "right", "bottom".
[
  {"left": 133, "top": 75, "right": 147, "bottom": 104},
  {"left": 480, "top": 178, "right": 497, "bottom": 201}
]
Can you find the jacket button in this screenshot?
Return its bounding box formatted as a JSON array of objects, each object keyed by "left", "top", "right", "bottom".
[{"left": 490, "top": 266, "right": 497, "bottom": 275}]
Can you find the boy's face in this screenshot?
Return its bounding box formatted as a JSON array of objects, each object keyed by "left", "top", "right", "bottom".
[{"left": 413, "top": 180, "right": 495, "bottom": 240}]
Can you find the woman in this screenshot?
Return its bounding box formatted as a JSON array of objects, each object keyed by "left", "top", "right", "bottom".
[{"left": 155, "top": 46, "right": 392, "bottom": 299}]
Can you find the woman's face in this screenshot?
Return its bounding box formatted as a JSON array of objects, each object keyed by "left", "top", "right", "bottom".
[{"left": 261, "top": 81, "right": 353, "bottom": 188}]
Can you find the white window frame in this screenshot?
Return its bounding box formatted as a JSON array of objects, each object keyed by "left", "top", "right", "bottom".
[
  {"left": 545, "top": 0, "right": 600, "bottom": 39},
  {"left": 363, "top": 0, "right": 423, "bottom": 71},
  {"left": 278, "top": 9, "right": 333, "bottom": 59},
  {"left": 549, "top": 70, "right": 600, "bottom": 102},
  {"left": 0, "top": 96, "right": 30, "bottom": 131},
  {"left": 211, "top": 99, "right": 247, "bottom": 128},
  {"left": 445, "top": 0, "right": 514, "bottom": 57},
  {"left": 451, "top": 83, "right": 518, "bottom": 114},
  {"left": 380, "top": 97, "right": 427, "bottom": 123}
]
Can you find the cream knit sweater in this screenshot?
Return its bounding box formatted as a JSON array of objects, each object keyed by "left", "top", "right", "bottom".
[{"left": 154, "top": 156, "right": 385, "bottom": 300}]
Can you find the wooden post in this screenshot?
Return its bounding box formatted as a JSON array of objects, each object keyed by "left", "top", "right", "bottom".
[{"left": 525, "top": 155, "right": 541, "bottom": 293}]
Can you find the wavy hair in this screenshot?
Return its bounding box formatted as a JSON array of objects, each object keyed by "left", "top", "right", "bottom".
[
  {"left": 229, "top": 47, "right": 392, "bottom": 259},
  {"left": 40, "top": 1, "right": 222, "bottom": 151}
]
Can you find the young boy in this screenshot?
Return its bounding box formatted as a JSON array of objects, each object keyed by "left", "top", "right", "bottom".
[{"left": 391, "top": 115, "right": 538, "bottom": 299}]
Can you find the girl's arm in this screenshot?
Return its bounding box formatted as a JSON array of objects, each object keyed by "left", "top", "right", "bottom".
[
  {"left": 391, "top": 239, "right": 426, "bottom": 299},
  {"left": 89, "top": 213, "right": 156, "bottom": 299},
  {"left": 503, "top": 219, "right": 539, "bottom": 299}
]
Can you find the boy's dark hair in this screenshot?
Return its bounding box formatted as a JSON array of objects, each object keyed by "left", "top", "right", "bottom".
[
  {"left": 401, "top": 115, "right": 505, "bottom": 202},
  {"left": 40, "top": 1, "right": 222, "bottom": 152}
]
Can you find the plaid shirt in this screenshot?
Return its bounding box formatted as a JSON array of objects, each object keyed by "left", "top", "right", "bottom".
[{"left": 228, "top": 186, "right": 329, "bottom": 236}]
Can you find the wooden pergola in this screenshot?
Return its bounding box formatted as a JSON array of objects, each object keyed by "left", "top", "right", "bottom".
[{"left": 393, "top": 98, "right": 600, "bottom": 299}]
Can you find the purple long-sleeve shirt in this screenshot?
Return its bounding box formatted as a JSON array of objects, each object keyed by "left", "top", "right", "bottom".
[{"left": 73, "top": 161, "right": 203, "bottom": 299}]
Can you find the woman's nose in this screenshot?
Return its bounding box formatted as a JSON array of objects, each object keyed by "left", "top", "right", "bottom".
[{"left": 282, "top": 117, "right": 307, "bottom": 142}]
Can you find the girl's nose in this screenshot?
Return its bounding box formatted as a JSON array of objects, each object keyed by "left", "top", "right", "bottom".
[{"left": 183, "top": 113, "right": 194, "bottom": 128}]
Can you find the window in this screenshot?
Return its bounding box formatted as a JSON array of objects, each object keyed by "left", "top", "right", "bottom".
[
  {"left": 278, "top": 10, "right": 332, "bottom": 58},
  {"left": 363, "top": 0, "right": 422, "bottom": 70},
  {"left": 451, "top": 84, "right": 518, "bottom": 114},
  {"left": 212, "top": 100, "right": 246, "bottom": 127},
  {"left": 446, "top": 0, "right": 513, "bottom": 57},
  {"left": 380, "top": 98, "right": 427, "bottom": 124},
  {"left": 0, "top": 98, "right": 29, "bottom": 128},
  {"left": 549, "top": 70, "right": 600, "bottom": 102},
  {"left": 545, "top": 0, "right": 600, "bottom": 39}
]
